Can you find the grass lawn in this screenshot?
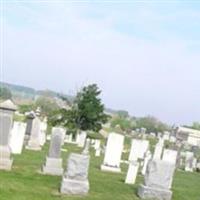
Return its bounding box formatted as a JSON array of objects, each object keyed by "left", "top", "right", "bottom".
[{"left": 0, "top": 142, "right": 200, "bottom": 200}]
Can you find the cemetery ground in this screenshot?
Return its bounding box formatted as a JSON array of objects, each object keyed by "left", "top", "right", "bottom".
[{"left": 0, "top": 143, "right": 200, "bottom": 200}]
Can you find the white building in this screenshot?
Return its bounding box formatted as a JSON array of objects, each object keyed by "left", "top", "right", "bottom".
[{"left": 176, "top": 126, "right": 200, "bottom": 146}]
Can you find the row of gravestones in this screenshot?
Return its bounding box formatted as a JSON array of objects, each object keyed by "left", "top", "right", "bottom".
[
  {"left": 0, "top": 100, "right": 97, "bottom": 162},
  {"left": 0, "top": 100, "right": 199, "bottom": 199},
  {"left": 0, "top": 100, "right": 91, "bottom": 195},
  {"left": 43, "top": 128, "right": 91, "bottom": 195},
  {"left": 76, "top": 133, "right": 174, "bottom": 200},
  {"left": 0, "top": 100, "right": 49, "bottom": 170},
  {"left": 101, "top": 132, "right": 199, "bottom": 200}
]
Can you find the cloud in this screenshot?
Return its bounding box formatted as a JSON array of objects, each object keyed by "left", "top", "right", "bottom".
[{"left": 1, "top": 1, "right": 200, "bottom": 124}]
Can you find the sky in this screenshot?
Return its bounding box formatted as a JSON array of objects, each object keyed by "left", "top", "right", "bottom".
[{"left": 1, "top": 0, "right": 200, "bottom": 125}]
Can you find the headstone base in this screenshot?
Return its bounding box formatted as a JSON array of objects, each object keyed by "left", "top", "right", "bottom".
[
  {"left": 185, "top": 167, "right": 193, "bottom": 172},
  {"left": 138, "top": 184, "right": 172, "bottom": 200},
  {"left": 0, "top": 158, "right": 13, "bottom": 170},
  {"left": 26, "top": 142, "right": 41, "bottom": 151},
  {"left": 60, "top": 178, "right": 89, "bottom": 195},
  {"left": 26, "top": 137, "right": 42, "bottom": 151},
  {"left": 43, "top": 157, "right": 63, "bottom": 176},
  {"left": 101, "top": 164, "right": 121, "bottom": 173}
]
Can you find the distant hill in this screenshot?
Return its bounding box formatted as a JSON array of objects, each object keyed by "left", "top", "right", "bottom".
[
  {"left": 0, "top": 81, "right": 121, "bottom": 113},
  {"left": 0, "top": 82, "right": 74, "bottom": 103}
]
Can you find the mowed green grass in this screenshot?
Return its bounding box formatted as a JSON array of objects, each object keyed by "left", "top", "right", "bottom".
[{"left": 0, "top": 142, "right": 200, "bottom": 200}]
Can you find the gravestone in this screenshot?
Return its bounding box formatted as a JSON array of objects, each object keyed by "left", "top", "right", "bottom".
[
  {"left": 141, "top": 150, "right": 152, "bottom": 175},
  {"left": 39, "top": 119, "right": 47, "bottom": 146},
  {"left": 163, "top": 131, "right": 170, "bottom": 141},
  {"left": 0, "top": 100, "right": 17, "bottom": 170},
  {"left": 75, "top": 133, "right": 80, "bottom": 144},
  {"left": 43, "top": 128, "right": 63, "bottom": 175},
  {"left": 138, "top": 160, "right": 175, "bottom": 200},
  {"left": 94, "top": 140, "right": 101, "bottom": 157},
  {"left": 26, "top": 115, "right": 42, "bottom": 150},
  {"left": 95, "top": 148, "right": 101, "bottom": 157},
  {"left": 94, "top": 139, "right": 100, "bottom": 150},
  {"left": 9, "top": 122, "right": 26, "bottom": 154},
  {"left": 90, "top": 139, "right": 95, "bottom": 146},
  {"left": 162, "top": 149, "right": 178, "bottom": 165},
  {"left": 52, "top": 127, "right": 66, "bottom": 145},
  {"left": 125, "top": 160, "right": 139, "bottom": 184},
  {"left": 129, "top": 139, "right": 149, "bottom": 161},
  {"left": 78, "top": 131, "right": 87, "bottom": 147},
  {"left": 197, "top": 162, "right": 200, "bottom": 172},
  {"left": 60, "top": 153, "right": 90, "bottom": 195},
  {"left": 185, "top": 151, "right": 194, "bottom": 172},
  {"left": 150, "top": 132, "right": 156, "bottom": 137},
  {"left": 101, "top": 132, "right": 124, "bottom": 172},
  {"left": 82, "top": 138, "right": 90, "bottom": 155},
  {"left": 153, "top": 138, "right": 164, "bottom": 160},
  {"left": 169, "top": 135, "right": 176, "bottom": 143},
  {"left": 65, "top": 133, "right": 73, "bottom": 143},
  {"left": 68, "top": 134, "right": 73, "bottom": 142},
  {"left": 24, "top": 111, "right": 35, "bottom": 143},
  {"left": 193, "top": 158, "right": 197, "bottom": 170}
]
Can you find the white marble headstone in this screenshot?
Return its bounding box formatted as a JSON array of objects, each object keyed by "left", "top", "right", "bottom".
[
  {"left": 153, "top": 138, "right": 164, "bottom": 160},
  {"left": 61, "top": 153, "right": 90, "bottom": 195},
  {"left": 125, "top": 161, "right": 139, "bottom": 184},
  {"left": 26, "top": 117, "right": 42, "bottom": 150},
  {"left": 138, "top": 160, "right": 176, "bottom": 200},
  {"left": 39, "top": 121, "right": 47, "bottom": 146},
  {"left": 141, "top": 151, "right": 152, "bottom": 175},
  {"left": 129, "top": 139, "right": 149, "bottom": 161},
  {"left": 163, "top": 131, "right": 170, "bottom": 141},
  {"left": 78, "top": 131, "right": 87, "bottom": 147},
  {"left": 9, "top": 122, "right": 26, "bottom": 154},
  {"left": 101, "top": 132, "right": 124, "bottom": 172},
  {"left": 162, "top": 149, "right": 178, "bottom": 165},
  {"left": 94, "top": 139, "right": 100, "bottom": 150},
  {"left": 185, "top": 151, "right": 194, "bottom": 172}
]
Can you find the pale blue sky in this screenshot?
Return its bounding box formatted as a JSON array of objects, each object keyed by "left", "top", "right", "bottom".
[{"left": 1, "top": 0, "right": 200, "bottom": 125}]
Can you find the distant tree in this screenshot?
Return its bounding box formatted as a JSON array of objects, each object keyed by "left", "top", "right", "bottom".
[
  {"left": 35, "top": 96, "right": 59, "bottom": 117},
  {"left": 191, "top": 122, "right": 200, "bottom": 130},
  {"left": 48, "top": 108, "right": 77, "bottom": 135},
  {"left": 18, "top": 104, "right": 34, "bottom": 113},
  {"left": 135, "top": 116, "right": 170, "bottom": 133},
  {"left": 116, "top": 110, "right": 129, "bottom": 118},
  {"left": 57, "top": 94, "right": 72, "bottom": 106},
  {"left": 0, "top": 87, "right": 12, "bottom": 100},
  {"left": 48, "top": 84, "right": 109, "bottom": 133},
  {"left": 111, "top": 116, "right": 133, "bottom": 132},
  {"left": 74, "top": 84, "right": 109, "bottom": 131},
  {"left": 37, "top": 90, "right": 56, "bottom": 97}
]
